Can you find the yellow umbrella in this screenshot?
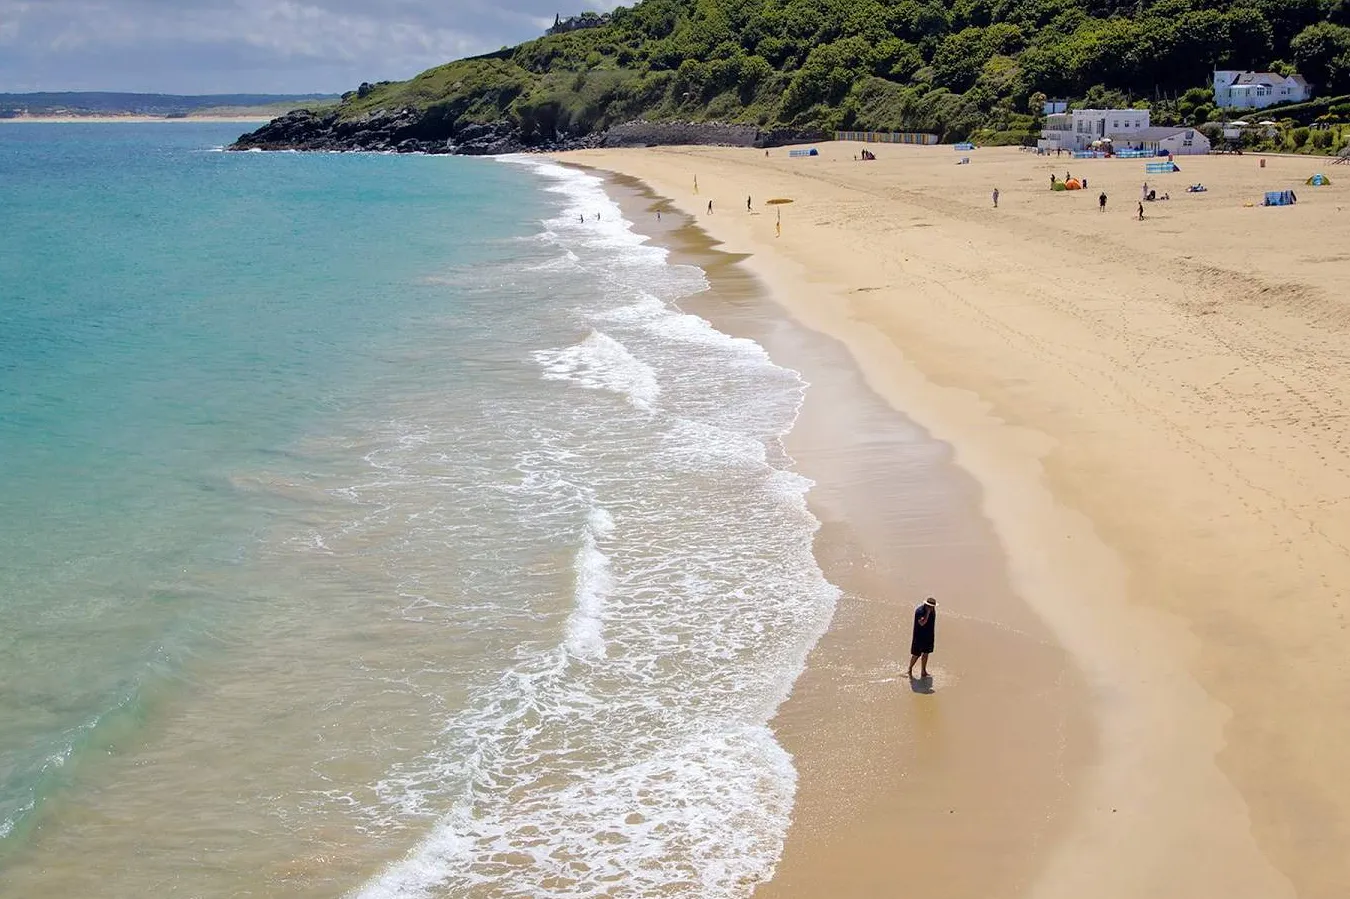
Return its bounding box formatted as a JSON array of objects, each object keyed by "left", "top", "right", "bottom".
[{"left": 765, "top": 198, "right": 793, "bottom": 236}]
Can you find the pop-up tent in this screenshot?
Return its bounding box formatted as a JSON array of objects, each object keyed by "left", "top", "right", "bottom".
[
  {"left": 1063, "top": 178, "right": 1082, "bottom": 190},
  {"left": 1306, "top": 173, "right": 1331, "bottom": 185}
]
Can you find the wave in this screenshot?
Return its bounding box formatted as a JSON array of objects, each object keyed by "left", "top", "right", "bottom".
[
  {"left": 345, "top": 155, "right": 839, "bottom": 899},
  {"left": 535, "top": 330, "right": 661, "bottom": 411}
]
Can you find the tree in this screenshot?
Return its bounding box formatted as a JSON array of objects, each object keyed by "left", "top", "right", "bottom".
[{"left": 1291, "top": 22, "right": 1350, "bottom": 93}]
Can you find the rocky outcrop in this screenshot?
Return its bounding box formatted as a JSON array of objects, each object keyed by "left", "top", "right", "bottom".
[
  {"left": 229, "top": 107, "right": 600, "bottom": 155},
  {"left": 229, "top": 110, "right": 822, "bottom": 156}
]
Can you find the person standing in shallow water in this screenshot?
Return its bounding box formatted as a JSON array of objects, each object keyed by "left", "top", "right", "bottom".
[{"left": 909, "top": 597, "right": 937, "bottom": 679}]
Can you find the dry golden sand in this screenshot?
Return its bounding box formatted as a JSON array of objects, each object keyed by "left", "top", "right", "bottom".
[{"left": 560, "top": 144, "right": 1350, "bottom": 898}]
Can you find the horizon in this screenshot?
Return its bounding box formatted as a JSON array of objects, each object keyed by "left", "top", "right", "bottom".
[{"left": 0, "top": 1, "right": 623, "bottom": 96}]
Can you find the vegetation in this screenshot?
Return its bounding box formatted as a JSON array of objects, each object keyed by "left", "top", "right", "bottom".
[{"left": 333, "top": 0, "right": 1350, "bottom": 143}]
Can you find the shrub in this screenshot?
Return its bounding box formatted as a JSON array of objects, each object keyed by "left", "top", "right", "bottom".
[
  {"left": 1291, "top": 126, "right": 1311, "bottom": 147},
  {"left": 1311, "top": 128, "right": 1333, "bottom": 148}
]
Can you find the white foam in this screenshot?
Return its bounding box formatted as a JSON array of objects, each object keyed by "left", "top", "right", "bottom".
[
  {"left": 535, "top": 331, "right": 661, "bottom": 411},
  {"left": 337, "top": 155, "right": 842, "bottom": 899},
  {"left": 564, "top": 507, "right": 616, "bottom": 661}
]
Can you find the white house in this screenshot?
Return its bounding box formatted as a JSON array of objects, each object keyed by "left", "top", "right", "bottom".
[
  {"left": 1107, "top": 126, "right": 1211, "bottom": 156},
  {"left": 1214, "top": 70, "right": 1312, "bottom": 109},
  {"left": 1040, "top": 108, "right": 1150, "bottom": 151}
]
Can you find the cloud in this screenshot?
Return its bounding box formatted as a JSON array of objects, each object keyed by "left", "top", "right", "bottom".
[{"left": 0, "top": 0, "right": 620, "bottom": 94}]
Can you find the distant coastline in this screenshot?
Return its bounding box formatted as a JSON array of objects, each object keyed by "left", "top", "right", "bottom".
[{"left": 0, "top": 115, "right": 272, "bottom": 124}]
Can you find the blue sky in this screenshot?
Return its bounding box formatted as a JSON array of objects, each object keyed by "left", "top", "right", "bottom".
[{"left": 0, "top": 1, "right": 621, "bottom": 94}]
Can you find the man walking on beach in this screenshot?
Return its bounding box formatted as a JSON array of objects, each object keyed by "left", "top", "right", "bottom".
[
  {"left": 1099, "top": 191, "right": 1107, "bottom": 212},
  {"left": 908, "top": 597, "right": 938, "bottom": 679}
]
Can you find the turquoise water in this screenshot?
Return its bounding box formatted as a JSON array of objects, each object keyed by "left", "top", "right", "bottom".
[
  {"left": 0, "top": 124, "right": 543, "bottom": 845},
  {"left": 0, "top": 125, "right": 836, "bottom": 897}
]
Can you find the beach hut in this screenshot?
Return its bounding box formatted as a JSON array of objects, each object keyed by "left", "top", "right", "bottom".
[{"left": 1306, "top": 173, "right": 1331, "bottom": 185}]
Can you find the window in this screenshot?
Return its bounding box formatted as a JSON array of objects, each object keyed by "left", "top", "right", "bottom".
[{"left": 1113, "top": 120, "right": 1119, "bottom": 128}]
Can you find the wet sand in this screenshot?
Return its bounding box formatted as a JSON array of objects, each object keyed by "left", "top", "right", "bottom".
[
  {"left": 604, "top": 175, "right": 1093, "bottom": 899},
  {"left": 563, "top": 143, "right": 1350, "bottom": 897}
]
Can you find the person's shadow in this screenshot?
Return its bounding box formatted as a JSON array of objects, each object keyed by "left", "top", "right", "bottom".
[{"left": 908, "top": 674, "right": 935, "bottom": 694}]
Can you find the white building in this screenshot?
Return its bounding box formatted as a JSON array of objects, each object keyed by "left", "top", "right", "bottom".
[
  {"left": 1107, "top": 126, "right": 1211, "bottom": 156},
  {"left": 1040, "top": 108, "right": 1150, "bottom": 152},
  {"left": 1214, "top": 70, "right": 1311, "bottom": 109}
]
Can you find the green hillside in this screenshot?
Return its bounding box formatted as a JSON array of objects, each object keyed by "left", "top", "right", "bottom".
[{"left": 304, "top": 0, "right": 1350, "bottom": 146}]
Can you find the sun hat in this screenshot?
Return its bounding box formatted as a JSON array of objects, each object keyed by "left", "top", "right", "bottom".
[{"left": 924, "top": 597, "right": 938, "bottom": 607}]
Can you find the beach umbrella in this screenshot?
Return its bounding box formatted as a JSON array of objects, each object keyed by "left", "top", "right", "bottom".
[
  {"left": 765, "top": 198, "right": 794, "bottom": 205},
  {"left": 1229, "top": 120, "right": 1250, "bottom": 127},
  {"left": 1259, "top": 120, "right": 1278, "bottom": 126}
]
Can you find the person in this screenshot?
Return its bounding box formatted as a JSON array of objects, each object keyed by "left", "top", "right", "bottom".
[
  {"left": 909, "top": 597, "right": 938, "bottom": 679},
  {"left": 1141, "top": 181, "right": 1148, "bottom": 201},
  {"left": 1137, "top": 201, "right": 1145, "bottom": 220},
  {"left": 707, "top": 200, "right": 713, "bottom": 215},
  {"left": 657, "top": 210, "right": 662, "bottom": 221},
  {"left": 1082, "top": 177, "right": 1088, "bottom": 189},
  {"left": 1099, "top": 191, "right": 1107, "bottom": 212},
  {"left": 992, "top": 187, "right": 1000, "bottom": 208},
  {"left": 579, "top": 214, "right": 584, "bottom": 224},
  {"left": 746, "top": 195, "right": 752, "bottom": 211},
  {"left": 1050, "top": 173, "right": 1056, "bottom": 188}
]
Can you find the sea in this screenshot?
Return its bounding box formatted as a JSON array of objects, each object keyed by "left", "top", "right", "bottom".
[{"left": 0, "top": 123, "right": 838, "bottom": 897}]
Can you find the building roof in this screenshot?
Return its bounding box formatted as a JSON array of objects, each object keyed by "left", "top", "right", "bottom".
[
  {"left": 1233, "top": 72, "right": 1293, "bottom": 85},
  {"left": 1107, "top": 127, "right": 1205, "bottom": 142}
]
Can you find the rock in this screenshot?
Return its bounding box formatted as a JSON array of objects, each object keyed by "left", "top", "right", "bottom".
[{"left": 228, "top": 105, "right": 807, "bottom": 158}]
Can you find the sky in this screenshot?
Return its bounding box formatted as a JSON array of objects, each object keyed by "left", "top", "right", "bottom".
[{"left": 0, "top": 1, "right": 622, "bottom": 95}]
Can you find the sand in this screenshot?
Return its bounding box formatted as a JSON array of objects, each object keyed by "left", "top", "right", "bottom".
[{"left": 560, "top": 144, "right": 1350, "bottom": 898}]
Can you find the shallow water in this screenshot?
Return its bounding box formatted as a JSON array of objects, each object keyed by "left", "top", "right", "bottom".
[{"left": 0, "top": 126, "right": 837, "bottom": 896}]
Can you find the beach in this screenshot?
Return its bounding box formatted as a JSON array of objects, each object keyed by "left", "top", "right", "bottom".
[{"left": 560, "top": 144, "right": 1350, "bottom": 897}]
